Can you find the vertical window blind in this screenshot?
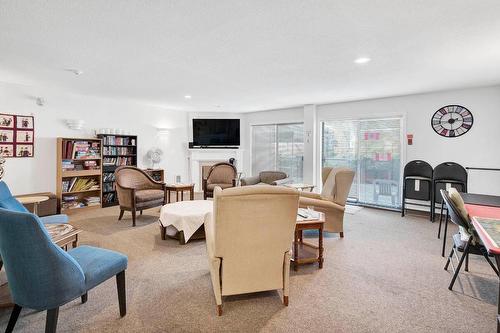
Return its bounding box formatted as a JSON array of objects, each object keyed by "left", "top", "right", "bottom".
[
  {"left": 252, "top": 123, "right": 304, "bottom": 182},
  {"left": 322, "top": 118, "right": 402, "bottom": 209}
]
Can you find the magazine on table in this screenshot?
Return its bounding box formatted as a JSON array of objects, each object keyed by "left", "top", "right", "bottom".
[{"left": 297, "top": 208, "right": 320, "bottom": 221}]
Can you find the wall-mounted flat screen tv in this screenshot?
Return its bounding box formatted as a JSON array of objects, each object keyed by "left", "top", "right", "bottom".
[{"left": 192, "top": 119, "right": 240, "bottom": 146}]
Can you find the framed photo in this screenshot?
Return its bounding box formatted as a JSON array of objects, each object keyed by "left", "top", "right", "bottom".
[
  {"left": 17, "top": 116, "right": 34, "bottom": 129},
  {"left": 0, "top": 130, "right": 14, "bottom": 143},
  {"left": 0, "top": 144, "right": 14, "bottom": 157},
  {"left": 16, "top": 145, "right": 33, "bottom": 157},
  {"left": 0, "top": 113, "right": 35, "bottom": 157},
  {"left": 16, "top": 130, "right": 33, "bottom": 143},
  {"left": 0, "top": 114, "right": 15, "bottom": 128}
]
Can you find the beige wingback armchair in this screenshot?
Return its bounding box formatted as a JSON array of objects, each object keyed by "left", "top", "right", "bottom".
[
  {"left": 202, "top": 162, "right": 237, "bottom": 199},
  {"left": 115, "top": 166, "right": 166, "bottom": 227},
  {"left": 206, "top": 185, "right": 299, "bottom": 315},
  {"left": 240, "top": 171, "right": 291, "bottom": 186},
  {"left": 299, "top": 167, "right": 355, "bottom": 237}
]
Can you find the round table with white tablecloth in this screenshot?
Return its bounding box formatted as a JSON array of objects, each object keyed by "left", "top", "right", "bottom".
[{"left": 158, "top": 200, "right": 213, "bottom": 244}]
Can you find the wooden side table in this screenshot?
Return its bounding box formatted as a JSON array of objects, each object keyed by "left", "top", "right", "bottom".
[
  {"left": 293, "top": 212, "right": 325, "bottom": 271},
  {"left": 165, "top": 183, "right": 195, "bottom": 203},
  {"left": 16, "top": 195, "right": 50, "bottom": 215}
]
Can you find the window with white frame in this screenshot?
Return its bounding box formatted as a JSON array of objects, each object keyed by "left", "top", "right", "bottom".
[
  {"left": 252, "top": 123, "right": 304, "bottom": 182},
  {"left": 321, "top": 117, "right": 402, "bottom": 209}
]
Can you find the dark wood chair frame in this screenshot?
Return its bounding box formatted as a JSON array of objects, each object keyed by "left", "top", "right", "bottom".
[
  {"left": 441, "top": 189, "right": 499, "bottom": 290},
  {"left": 202, "top": 162, "right": 237, "bottom": 200},
  {"left": 115, "top": 166, "right": 167, "bottom": 227}
]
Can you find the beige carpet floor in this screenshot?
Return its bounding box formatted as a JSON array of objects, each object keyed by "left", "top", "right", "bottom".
[{"left": 0, "top": 206, "right": 497, "bottom": 332}]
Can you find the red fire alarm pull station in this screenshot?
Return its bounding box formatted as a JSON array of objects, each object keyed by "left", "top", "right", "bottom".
[{"left": 407, "top": 134, "right": 413, "bottom": 145}]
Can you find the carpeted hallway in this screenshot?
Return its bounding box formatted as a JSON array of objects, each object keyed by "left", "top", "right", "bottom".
[{"left": 0, "top": 206, "right": 496, "bottom": 332}]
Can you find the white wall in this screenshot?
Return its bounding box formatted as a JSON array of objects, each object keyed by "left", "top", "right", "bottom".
[
  {"left": 0, "top": 82, "right": 189, "bottom": 195},
  {"left": 243, "top": 85, "right": 500, "bottom": 195}
]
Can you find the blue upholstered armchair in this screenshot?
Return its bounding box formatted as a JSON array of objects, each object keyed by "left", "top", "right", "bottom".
[
  {"left": 0, "top": 209, "right": 128, "bottom": 333},
  {"left": 0, "top": 181, "right": 68, "bottom": 224}
]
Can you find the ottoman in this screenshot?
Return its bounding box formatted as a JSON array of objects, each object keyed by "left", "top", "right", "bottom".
[{"left": 159, "top": 200, "right": 213, "bottom": 244}]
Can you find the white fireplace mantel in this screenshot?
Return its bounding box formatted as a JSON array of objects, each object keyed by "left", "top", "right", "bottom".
[{"left": 188, "top": 148, "right": 244, "bottom": 191}]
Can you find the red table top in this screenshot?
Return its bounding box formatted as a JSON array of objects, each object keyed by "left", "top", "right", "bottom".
[{"left": 467, "top": 204, "right": 500, "bottom": 255}]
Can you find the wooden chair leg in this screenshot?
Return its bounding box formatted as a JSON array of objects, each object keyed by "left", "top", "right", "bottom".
[
  {"left": 140, "top": 210, "right": 143, "bottom": 215},
  {"left": 216, "top": 305, "right": 222, "bottom": 316},
  {"left": 116, "top": 271, "right": 126, "bottom": 317},
  {"left": 131, "top": 210, "right": 136, "bottom": 227},
  {"left": 283, "top": 296, "right": 289, "bottom": 306},
  {"left": 118, "top": 209, "right": 124, "bottom": 221},
  {"left": 6, "top": 304, "right": 22, "bottom": 333},
  {"left": 81, "top": 292, "right": 88, "bottom": 304},
  {"left": 45, "top": 307, "right": 59, "bottom": 333},
  {"left": 339, "top": 232, "right": 344, "bottom": 238},
  {"left": 160, "top": 225, "right": 166, "bottom": 240},
  {"left": 465, "top": 252, "right": 469, "bottom": 272}
]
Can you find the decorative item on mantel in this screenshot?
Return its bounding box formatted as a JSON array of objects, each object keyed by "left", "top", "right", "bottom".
[{"left": 0, "top": 113, "right": 34, "bottom": 158}]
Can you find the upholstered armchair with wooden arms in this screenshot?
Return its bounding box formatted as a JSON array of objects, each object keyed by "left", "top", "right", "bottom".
[
  {"left": 202, "top": 162, "right": 237, "bottom": 199},
  {"left": 206, "top": 185, "right": 299, "bottom": 315},
  {"left": 115, "top": 166, "right": 166, "bottom": 227},
  {"left": 299, "top": 167, "right": 355, "bottom": 237},
  {"left": 240, "top": 171, "right": 291, "bottom": 186}
]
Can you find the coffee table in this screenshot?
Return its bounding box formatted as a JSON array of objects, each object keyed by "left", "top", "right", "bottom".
[
  {"left": 165, "top": 183, "right": 195, "bottom": 203},
  {"left": 293, "top": 210, "right": 325, "bottom": 271},
  {"left": 16, "top": 195, "right": 49, "bottom": 215},
  {"left": 159, "top": 200, "right": 212, "bottom": 244}
]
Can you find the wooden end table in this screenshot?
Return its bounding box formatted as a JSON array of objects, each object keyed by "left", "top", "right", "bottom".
[
  {"left": 165, "top": 183, "right": 195, "bottom": 203},
  {"left": 16, "top": 195, "right": 50, "bottom": 215},
  {"left": 293, "top": 212, "right": 325, "bottom": 271}
]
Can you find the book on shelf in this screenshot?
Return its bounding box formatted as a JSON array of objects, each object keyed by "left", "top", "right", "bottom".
[
  {"left": 103, "top": 192, "right": 116, "bottom": 204},
  {"left": 62, "top": 140, "right": 101, "bottom": 160},
  {"left": 102, "top": 136, "right": 136, "bottom": 146},
  {"left": 103, "top": 172, "right": 116, "bottom": 182},
  {"left": 62, "top": 195, "right": 101, "bottom": 209},
  {"left": 103, "top": 156, "right": 133, "bottom": 166},
  {"left": 103, "top": 146, "right": 135, "bottom": 155},
  {"left": 62, "top": 177, "right": 100, "bottom": 193}
]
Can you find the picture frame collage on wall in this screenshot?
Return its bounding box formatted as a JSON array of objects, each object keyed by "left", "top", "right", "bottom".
[{"left": 0, "top": 113, "right": 35, "bottom": 158}]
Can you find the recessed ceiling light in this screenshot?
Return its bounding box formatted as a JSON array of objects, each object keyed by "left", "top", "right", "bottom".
[
  {"left": 184, "top": 95, "right": 192, "bottom": 99},
  {"left": 354, "top": 57, "right": 371, "bottom": 64}
]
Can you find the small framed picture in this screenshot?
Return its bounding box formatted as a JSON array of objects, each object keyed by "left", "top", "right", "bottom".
[
  {"left": 0, "top": 114, "right": 15, "bottom": 128},
  {"left": 17, "top": 116, "right": 34, "bottom": 129},
  {"left": 16, "top": 144, "right": 33, "bottom": 157},
  {"left": 0, "top": 130, "right": 14, "bottom": 143},
  {"left": 0, "top": 144, "right": 14, "bottom": 157},
  {"left": 16, "top": 130, "right": 33, "bottom": 143}
]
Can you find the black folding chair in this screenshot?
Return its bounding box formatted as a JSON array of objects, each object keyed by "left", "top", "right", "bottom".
[
  {"left": 441, "top": 189, "right": 499, "bottom": 290},
  {"left": 432, "top": 162, "right": 467, "bottom": 223},
  {"left": 401, "top": 160, "right": 433, "bottom": 219}
]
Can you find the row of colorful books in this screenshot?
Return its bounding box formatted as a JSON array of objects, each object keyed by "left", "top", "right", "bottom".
[
  {"left": 103, "top": 157, "right": 134, "bottom": 166},
  {"left": 62, "top": 140, "right": 101, "bottom": 159},
  {"left": 103, "top": 136, "right": 136, "bottom": 146},
  {"left": 62, "top": 160, "right": 100, "bottom": 171},
  {"left": 103, "top": 146, "right": 135, "bottom": 155},
  {"left": 62, "top": 196, "right": 101, "bottom": 209},
  {"left": 62, "top": 177, "right": 100, "bottom": 193}
]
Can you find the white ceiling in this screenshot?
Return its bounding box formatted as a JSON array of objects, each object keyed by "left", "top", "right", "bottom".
[{"left": 1, "top": 1, "right": 500, "bottom": 112}]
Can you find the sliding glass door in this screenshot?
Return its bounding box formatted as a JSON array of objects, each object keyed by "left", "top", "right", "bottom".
[
  {"left": 252, "top": 123, "right": 304, "bottom": 182},
  {"left": 321, "top": 118, "right": 402, "bottom": 208}
]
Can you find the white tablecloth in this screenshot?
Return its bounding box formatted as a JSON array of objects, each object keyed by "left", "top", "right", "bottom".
[{"left": 159, "top": 200, "right": 213, "bottom": 242}]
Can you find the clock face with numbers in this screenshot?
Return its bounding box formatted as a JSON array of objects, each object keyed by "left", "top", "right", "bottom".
[{"left": 431, "top": 105, "right": 473, "bottom": 138}]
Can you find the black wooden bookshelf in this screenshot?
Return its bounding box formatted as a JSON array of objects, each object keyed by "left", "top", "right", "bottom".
[{"left": 97, "top": 134, "right": 138, "bottom": 207}]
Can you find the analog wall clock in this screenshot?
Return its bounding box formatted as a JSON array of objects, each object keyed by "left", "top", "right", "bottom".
[{"left": 431, "top": 105, "right": 473, "bottom": 138}]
